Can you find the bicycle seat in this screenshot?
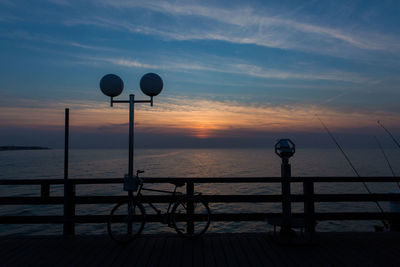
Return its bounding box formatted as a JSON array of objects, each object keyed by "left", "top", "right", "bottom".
[{"left": 171, "top": 181, "right": 185, "bottom": 187}]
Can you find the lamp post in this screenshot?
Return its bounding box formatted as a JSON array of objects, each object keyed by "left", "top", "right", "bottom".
[{"left": 99, "top": 73, "right": 163, "bottom": 180}]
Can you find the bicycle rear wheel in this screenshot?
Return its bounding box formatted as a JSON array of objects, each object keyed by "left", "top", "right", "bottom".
[
  {"left": 108, "top": 200, "right": 146, "bottom": 244},
  {"left": 171, "top": 195, "right": 210, "bottom": 238}
]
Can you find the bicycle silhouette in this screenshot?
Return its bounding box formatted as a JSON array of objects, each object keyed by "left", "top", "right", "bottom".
[{"left": 108, "top": 170, "right": 211, "bottom": 243}]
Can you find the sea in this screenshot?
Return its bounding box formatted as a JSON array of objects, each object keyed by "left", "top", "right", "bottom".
[{"left": 1, "top": 148, "right": 400, "bottom": 235}]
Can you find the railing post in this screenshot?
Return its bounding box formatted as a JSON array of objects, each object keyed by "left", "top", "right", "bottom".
[
  {"left": 303, "top": 181, "right": 315, "bottom": 233},
  {"left": 41, "top": 182, "right": 50, "bottom": 201},
  {"left": 64, "top": 182, "right": 75, "bottom": 235},
  {"left": 186, "top": 181, "right": 194, "bottom": 235}
]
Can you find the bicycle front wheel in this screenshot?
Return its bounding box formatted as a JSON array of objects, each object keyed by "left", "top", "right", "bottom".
[
  {"left": 171, "top": 196, "right": 210, "bottom": 238},
  {"left": 107, "top": 200, "right": 146, "bottom": 244}
]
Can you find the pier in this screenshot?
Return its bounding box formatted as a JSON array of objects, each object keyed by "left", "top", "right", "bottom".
[
  {"left": 2, "top": 232, "right": 400, "bottom": 266},
  {"left": 2, "top": 176, "right": 400, "bottom": 265}
]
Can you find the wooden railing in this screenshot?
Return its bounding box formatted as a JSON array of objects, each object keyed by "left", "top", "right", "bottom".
[{"left": 1, "top": 177, "right": 400, "bottom": 235}]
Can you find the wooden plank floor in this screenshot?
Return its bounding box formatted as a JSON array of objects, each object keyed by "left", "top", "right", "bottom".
[{"left": 1, "top": 232, "right": 400, "bottom": 266}]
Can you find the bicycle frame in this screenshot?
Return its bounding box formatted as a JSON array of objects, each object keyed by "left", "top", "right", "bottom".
[
  {"left": 134, "top": 180, "right": 181, "bottom": 223},
  {"left": 109, "top": 175, "right": 211, "bottom": 243}
]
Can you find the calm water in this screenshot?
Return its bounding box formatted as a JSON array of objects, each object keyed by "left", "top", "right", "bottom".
[{"left": 1, "top": 148, "right": 400, "bottom": 235}]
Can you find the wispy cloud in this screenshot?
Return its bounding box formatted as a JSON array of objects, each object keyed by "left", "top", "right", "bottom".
[
  {"left": 64, "top": 0, "right": 400, "bottom": 57},
  {"left": 76, "top": 55, "right": 371, "bottom": 84},
  {"left": 229, "top": 63, "right": 370, "bottom": 83},
  {"left": 46, "top": 0, "right": 71, "bottom": 6},
  {"left": 0, "top": 13, "right": 21, "bottom": 22},
  {"left": 1, "top": 31, "right": 113, "bottom": 51},
  {"left": 107, "top": 58, "right": 158, "bottom": 69},
  {"left": 0, "top": 0, "right": 16, "bottom": 7},
  {"left": 2, "top": 28, "right": 374, "bottom": 85}
]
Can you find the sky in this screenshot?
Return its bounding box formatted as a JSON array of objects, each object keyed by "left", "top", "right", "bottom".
[{"left": 0, "top": 0, "right": 399, "bottom": 148}]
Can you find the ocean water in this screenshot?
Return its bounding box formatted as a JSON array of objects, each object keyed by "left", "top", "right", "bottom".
[{"left": 1, "top": 148, "right": 400, "bottom": 235}]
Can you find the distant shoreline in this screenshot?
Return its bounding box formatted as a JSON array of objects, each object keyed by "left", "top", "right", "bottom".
[{"left": 0, "top": 146, "right": 50, "bottom": 151}]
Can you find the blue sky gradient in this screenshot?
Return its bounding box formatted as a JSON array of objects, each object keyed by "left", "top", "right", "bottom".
[{"left": 1, "top": 0, "right": 399, "bottom": 148}]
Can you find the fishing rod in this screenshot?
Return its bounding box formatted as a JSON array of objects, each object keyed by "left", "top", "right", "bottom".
[
  {"left": 316, "top": 115, "right": 389, "bottom": 228},
  {"left": 316, "top": 116, "right": 360, "bottom": 176},
  {"left": 374, "top": 135, "right": 400, "bottom": 191},
  {"left": 374, "top": 135, "right": 399, "bottom": 187},
  {"left": 377, "top": 120, "right": 400, "bottom": 150},
  {"left": 374, "top": 136, "right": 397, "bottom": 177}
]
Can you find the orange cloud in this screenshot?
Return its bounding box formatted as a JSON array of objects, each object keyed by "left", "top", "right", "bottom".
[
  {"left": 1, "top": 97, "right": 398, "bottom": 138},
  {"left": 133, "top": 98, "right": 398, "bottom": 137}
]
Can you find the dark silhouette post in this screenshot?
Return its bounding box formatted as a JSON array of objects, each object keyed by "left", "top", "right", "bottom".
[
  {"left": 303, "top": 181, "right": 315, "bottom": 233},
  {"left": 128, "top": 94, "right": 135, "bottom": 177},
  {"left": 275, "top": 139, "right": 295, "bottom": 236},
  {"left": 64, "top": 108, "right": 75, "bottom": 235},
  {"left": 186, "top": 181, "right": 195, "bottom": 234},
  {"left": 64, "top": 108, "right": 69, "bottom": 186}
]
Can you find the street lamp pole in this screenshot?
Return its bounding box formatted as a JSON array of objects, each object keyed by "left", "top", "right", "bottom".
[
  {"left": 129, "top": 94, "right": 135, "bottom": 177},
  {"left": 100, "top": 73, "right": 163, "bottom": 180}
]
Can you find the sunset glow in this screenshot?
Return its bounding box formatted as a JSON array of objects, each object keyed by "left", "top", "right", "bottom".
[
  {"left": 0, "top": 1, "right": 399, "bottom": 148},
  {"left": 1, "top": 97, "right": 398, "bottom": 142}
]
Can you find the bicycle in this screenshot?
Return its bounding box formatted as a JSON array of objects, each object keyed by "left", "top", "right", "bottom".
[{"left": 107, "top": 170, "right": 211, "bottom": 243}]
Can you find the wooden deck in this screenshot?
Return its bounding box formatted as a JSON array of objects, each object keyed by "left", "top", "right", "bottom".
[{"left": 1, "top": 232, "right": 400, "bottom": 266}]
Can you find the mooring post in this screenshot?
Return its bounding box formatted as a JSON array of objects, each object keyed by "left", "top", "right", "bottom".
[
  {"left": 187, "top": 181, "right": 194, "bottom": 235},
  {"left": 63, "top": 108, "right": 75, "bottom": 235},
  {"left": 303, "top": 181, "right": 315, "bottom": 233}
]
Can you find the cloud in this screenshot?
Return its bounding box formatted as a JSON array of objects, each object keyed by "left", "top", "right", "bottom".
[
  {"left": 229, "top": 63, "right": 370, "bottom": 83},
  {"left": 76, "top": 55, "right": 370, "bottom": 84},
  {"left": 2, "top": 96, "right": 399, "bottom": 140},
  {"left": 46, "top": 0, "right": 71, "bottom": 6},
  {"left": 108, "top": 58, "right": 159, "bottom": 69},
  {"left": 0, "top": 0, "right": 15, "bottom": 6},
  {"left": 1, "top": 31, "right": 113, "bottom": 51},
  {"left": 66, "top": 0, "right": 400, "bottom": 57},
  {"left": 0, "top": 13, "right": 21, "bottom": 22},
  {"left": 5, "top": 31, "right": 367, "bottom": 84}
]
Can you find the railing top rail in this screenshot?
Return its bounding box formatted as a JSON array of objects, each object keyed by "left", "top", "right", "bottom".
[
  {"left": 0, "top": 179, "right": 65, "bottom": 185},
  {"left": 0, "top": 176, "right": 400, "bottom": 185},
  {"left": 144, "top": 177, "right": 400, "bottom": 183},
  {"left": 291, "top": 176, "right": 400, "bottom": 182}
]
